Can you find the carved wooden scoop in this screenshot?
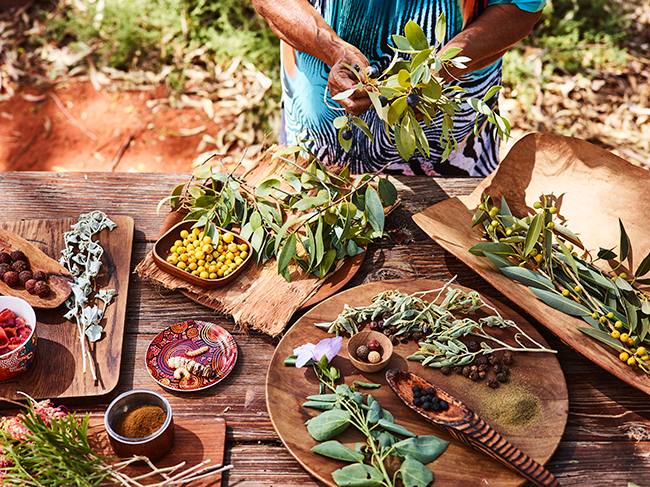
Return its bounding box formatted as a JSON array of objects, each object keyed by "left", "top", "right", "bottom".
[{"left": 385, "top": 369, "right": 559, "bottom": 487}]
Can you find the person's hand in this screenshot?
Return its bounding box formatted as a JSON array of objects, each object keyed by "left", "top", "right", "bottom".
[{"left": 327, "top": 48, "right": 372, "bottom": 116}]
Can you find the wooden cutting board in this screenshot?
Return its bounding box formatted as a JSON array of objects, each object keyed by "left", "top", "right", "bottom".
[
  {"left": 90, "top": 416, "right": 227, "bottom": 486},
  {"left": 0, "top": 216, "right": 134, "bottom": 400},
  {"left": 267, "top": 279, "right": 568, "bottom": 487}
]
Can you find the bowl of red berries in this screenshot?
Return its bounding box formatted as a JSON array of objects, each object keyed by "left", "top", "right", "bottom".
[{"left": 0, "top": 296, "right": 37, "bottom": 380}]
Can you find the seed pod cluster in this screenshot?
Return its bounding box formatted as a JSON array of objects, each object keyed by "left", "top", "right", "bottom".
[
  {"left": 443, "top": 348, "right": 513, "bottom": 389},
  {"left": 0, "top": 251, "right": 50, "bottom": 297}
]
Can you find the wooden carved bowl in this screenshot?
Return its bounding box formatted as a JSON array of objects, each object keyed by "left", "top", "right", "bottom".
[{"left": 347, "top": 330, "right": 393, "bottom": 373}]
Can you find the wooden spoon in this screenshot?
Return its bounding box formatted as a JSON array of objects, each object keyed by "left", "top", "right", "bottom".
[
  {"left": 0, "top": 228, "right": 72, "bottom": 309},
  {"left": 385, "top": 369, "right": 559, "bottom": 487}
]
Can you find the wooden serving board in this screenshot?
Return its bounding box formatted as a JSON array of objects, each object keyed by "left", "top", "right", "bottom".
[
  {"left": 0, "top": 216, "right": 134, "bottom": 400},
  {"left": 412, "top": 133, "right": 650, "bottom": 396},
  {"left": 90, "top": 416, "right": 227, "bottom": 486},
  {"left": 266, "top": 279, "right": 568, "bottom": 487}
]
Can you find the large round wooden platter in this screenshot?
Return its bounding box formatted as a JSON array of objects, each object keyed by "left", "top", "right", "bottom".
[
  {"left": 266, "top": 279, "right": 568, "bottom": 487},
  {"left": 0, "top": 228, "right": 72, "bottom": 309}
]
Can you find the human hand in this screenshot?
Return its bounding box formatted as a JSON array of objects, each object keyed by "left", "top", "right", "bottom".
[{"left": 327, "top": 49, "right": 372, "bottom": 116}]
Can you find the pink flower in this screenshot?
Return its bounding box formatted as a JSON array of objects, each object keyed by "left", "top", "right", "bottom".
[{"left": 293, "top": 336, "right": 342, "bottom": 368}]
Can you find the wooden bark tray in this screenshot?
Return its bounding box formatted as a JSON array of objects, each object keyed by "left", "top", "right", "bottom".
[
  {"left": 0, "top": 216, "right": 134, "bottom": 400},
  {"left": 412, "top": 133, "right": 650, "bottom": 396},
  {"left": 90, "top": 416, "right": 227, "bottom": 486},
  {"left": 266, "top": 278, "right": 568, "bottom": 487}
]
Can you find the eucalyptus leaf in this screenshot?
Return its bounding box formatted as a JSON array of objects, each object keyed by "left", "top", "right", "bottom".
[
  {"left": 306, "top": 409, "right": 352, "bottom": 441},
  {"left": 500, "top": 267, "right": 556, "bottom": 292},
  {"left": 577, "top": 327, "right": 626, "bottom": 351},
  {"left": 619, "top": 219, "right": 630, "bottom": 262},
  {"left": 256, "top": 178, "right": 281, "bottom": 197},
  {"left": 523, "top": 213, "right": 544, "bottom": 257},
  {"left": 468, "top": 242, "right": 515, "bottom": 257},
  {"left": 399, "top": 456, "right": 434, "bottom": 487},
  {"left": 277, "top": 232, "right": 297, "bottom": 282},
  {"left": 312, "top": 441, "right": 365, "bottom": 463},
  {"left": 365, "top": 186, "right": 385, "bottom": 235},
  {"left": 530, "top": 288, "right": 591, "bottom": 317},
  {"left": 635, "top": 251, "right": 650, "bottom": 278},
  {"left": 434, "top": 12, "right": 446, "bottom": 45},
  {"left": 597, "top": 247, "right": 617, "bottom": 260},
  {"left": 378, "top": 178, "right": 398, "bottom": 206}
]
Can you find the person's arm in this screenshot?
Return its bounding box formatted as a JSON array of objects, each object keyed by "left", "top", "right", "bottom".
[
  {"left": 252, "top": 0, "right": 371, "bottom": 115},
  {"left": 439, "top": 4, "right": 542, "bottom": 81}
]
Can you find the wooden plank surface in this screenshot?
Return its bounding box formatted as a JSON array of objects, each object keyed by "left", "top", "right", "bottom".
[
  {"left": 0, "top": 215, "right": 134, "bottom": 399},
  {"left": 0, "top": 172, "right": 649, "bottom": 486}
]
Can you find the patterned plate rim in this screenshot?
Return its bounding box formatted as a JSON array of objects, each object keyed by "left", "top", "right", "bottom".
[{"left": 145, "top": 320, "right": 238, "bottom": 392}]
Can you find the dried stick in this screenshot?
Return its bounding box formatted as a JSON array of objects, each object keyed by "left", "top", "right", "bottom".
[{"left": 49, "top": 92, "right": 98, "bottom": 141}]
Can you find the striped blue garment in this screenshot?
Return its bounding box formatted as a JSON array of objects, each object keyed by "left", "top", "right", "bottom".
[{"left": 281, "top": 0, "right": 545, "bottom": 176}]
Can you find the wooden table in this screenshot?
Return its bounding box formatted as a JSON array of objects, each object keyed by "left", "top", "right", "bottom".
[{"left": 1, "top": 171, "right": 649, "bottom": 487}]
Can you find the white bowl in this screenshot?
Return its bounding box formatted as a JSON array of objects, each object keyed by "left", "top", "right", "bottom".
[{"left": 0, "top": 296, "right": 37, "bottom": 380}]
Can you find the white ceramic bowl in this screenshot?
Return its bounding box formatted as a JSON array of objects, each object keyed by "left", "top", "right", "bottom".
[{"left": 0, "top": 296, "right": 37, "bottom": 381}]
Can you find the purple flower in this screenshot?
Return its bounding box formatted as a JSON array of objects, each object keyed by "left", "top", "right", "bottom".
[{"left": 293, "top": 336, "right": 343, "bottom": 368}]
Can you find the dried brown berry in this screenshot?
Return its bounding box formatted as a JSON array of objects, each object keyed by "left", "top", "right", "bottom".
[
  {"left": 383, "top": 328, "right": 392, "bottom": 337},
  {"left": 388, "top": 325, "right": 398, "bottom": 335},
  {"left": 487, "top": 378, "right": 499, "bottom": 388},
  {"left": 479, "top": 371, "right": 487, "bottom": 379},
  {"left": 24, "top": 279, "right": 37, "bottom": 294},
  {"left": 18, "top": 270, "right": 33, "bottom": 286},
  {"left": 469, "top": 371, "right": 480, "bottom": 381},
  {"left": 478, "top": 363, "right": 489, "bottom": 372},
  {"left": 411, "top": 331, "right": 423, "bottom": 342},
  {"left": 12, "top": 260, "right": 28, "bottom": 273},
  {"left": 488, "top": 354, "right": 502, "bottom": 366},
  {"left": 470, "top": 365, "right": 478, "bottom": 372},
  {"left": 0, "top": 263, "right": 10, "bottom": 278},
  {"left": 0, "top": 252, "right": 11, "bottom": 265},
  {"left": 440, "top": 366, "right": 452, "bottom": 375},
  {"left": 391, "top": 335, "right": 399, "bottom": 345},
  {"left": 462, "top": 366, "right": 471, "bottom": 377},
  {"left": 454, "top": 366, "right": 464, "bottom": 375},
  {"left": 496, "top": 372, "right": 508, "bottom": 383},
  {"left": 34, "top": 280, "right": 50, "bottom": 297},
  {"left": 32, "top": 270, "right": 47, "bottom": 281},
  {"left": 475, "top": 355, "right": 488, "bottom": 366},
  {"left": 367, "top": 351, "right": 381, "bottom": 363},
  {"left": 10, "top": 250, "right": 26, "bottom": 262},
  {"left": 356, "top": 345, "right": 370, "bottom": 361},
  {"left": 502, "top": 351, "right": 513, "bottom": 365},
  {"left": 493, "top": 364, "right": 502, "bottom": 374},
  {"left": 3, "top": 271, "right": 19, "bottom": 287},
  {"left": 369, "top": 321, "right": 379, "bottom": 330},
  {"left": 467, "top": 340, "right": 480, "bottom": 352},
  {"left": 399, "top": 336, "right": 409, "bottom": 344},
  {"left": 367, "top": 340, "right": 381, "bottom": 351},
  {"left": 501, "top": 365, "right": 510, "bottom": 376}
]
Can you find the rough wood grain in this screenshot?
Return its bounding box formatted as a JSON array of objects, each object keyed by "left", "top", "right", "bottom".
[
  {"left": 267, "top": 279, "right": 568, "bottom": 487},
  {"left": 0, "top": 216, "right": 134, "bottom": 399}
]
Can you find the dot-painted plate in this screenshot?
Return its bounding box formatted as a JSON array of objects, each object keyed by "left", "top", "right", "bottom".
[{"left": 146, "top": 320, "right": 237, "bottom": 392}]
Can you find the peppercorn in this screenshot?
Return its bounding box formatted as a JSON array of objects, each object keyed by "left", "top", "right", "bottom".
[
  {"left": 0, "top": 263, "right": 9, "bottom": 278},
  {"left": 32, "top": 270, "right": 47, "bottom": 281},
  {"left": 24, "top": 279, "right": 37, "bottom": 294},
  {"left": 383, "top": 328, "right": 392, "bottom": 337},
  {"left": 467, "top": 340, "right": 480, "bottom": 352},
  {"left": 391, "top": 335, "right": 399, "bottom": 345},
  {"left": 34, "top": 280, "right": 50, "bottom": 297},
  {"left": 356, "top": 345, "right": 370, "bottom": 361},
  {"left": 479, "top": 371, "right": 487, "bottom": 379},
  {"left": 469, "top": 371, "right": 480, "bottom": 381},
  {"left": 377, "top": 319, "right": 385, "bottom": 329},
  {"left": 454, "top": 366, "right": 464, "bottom": 375},
  {"left": 411, "top": 331, "right": 423, "bottom": 342},
  {"left": 399, "top": 336, "right": 409, "bottom": 344},
  {"left": 369, "top": 321, "right": 379, "bottom": 330},
  {"left": 440, "top": 366, "right": 451, "bottom": 375},
  {"left": 388, "top": 325, "right": 398, "bottom": 335},
  {"left": 367, "top": 351, "right": 381, "bottom": 364},
  {"left": 381, "top": 312, "right": 391, "bottom": 320},
  {"left": 502, "top": 351, "right": 513, "bottom": 365},
  {"left": 493, "top": 364, "right": 502, "bottom": 374},
  {"left": 475, "top": 355, "right": 488, "bottom": 366},
  {"left": 11, "top": 260, "right": 28, "bottom": 273},
  {"left": 367, "top": 340, "right": 381, "bottom": 351},
  {"left": 488, "top": 354, "right": 501, "bottom": 366},
  {"left": 496, "top": 372, "right": 508, "bottom": 383},
  {"left": 18, "top": 270, "right": 32, "bottom": 286},
  {"left": 462, "top": 366, "right": 471, "bottom": 377},
  {"left": 10, "top": 250, "right": 26, "bottom": 262},
  {"left": 0, "top": 252, "right": 11, "bottom": 265},
  {"left": 470, "top": 365, "right": 478, "bottom": 372},
  {"left": 3, "top": 271, "right": 19, "bottom": 287},
  {"left": 487, "top": 378, "right": 499, "bottom": 388},
  {"left": 501, "top": 365, "right": 510, "bottom": 376},
  {"left": 478, "top": 363, "right": 489, "bottom": 372}
]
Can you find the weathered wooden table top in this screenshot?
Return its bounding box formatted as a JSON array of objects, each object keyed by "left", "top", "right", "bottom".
[{"left": 1, "top": 171, "right": 648, "bottom": 487}]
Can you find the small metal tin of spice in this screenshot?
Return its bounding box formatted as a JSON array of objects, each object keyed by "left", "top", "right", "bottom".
[{"left": 104, "top": 389, "right": 174, "bottom": 461}]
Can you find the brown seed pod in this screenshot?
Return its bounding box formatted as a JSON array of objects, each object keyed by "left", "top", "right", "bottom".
[
  {"left": 10, "top": 250, "right": 26, "bottom": 262},
  {"left": 24, "top": 279, "right": 38, "bottom": 294},
  {"left": 32, "top": 270, "right": 47, "bottom": 281},
  {"left": 34, "top": 280, "right": 50, "bottom": 297},
  {"left": 19, "top": 270, "right": 33, "bottom": 286},
  {"left": 356, "top": 345, "right": 370, "bottom": 361},
  {"left": 12, "top": 260, "right": 28, "bottom": 273},
  {"left": 367, "top": 339, "right": 381, "bottom": 351},
  {"left": 0, "top": 252, "right": 11, "bottom": 265},
  {"left": 3, "top": 271, "right": 19, "bottom": 287}
]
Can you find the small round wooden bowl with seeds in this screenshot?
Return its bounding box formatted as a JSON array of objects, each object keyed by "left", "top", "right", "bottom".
[{"left": 347, "top": 330, "right": 393, "bottom": 374}]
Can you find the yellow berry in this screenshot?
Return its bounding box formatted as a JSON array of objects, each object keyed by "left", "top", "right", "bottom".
[
  {"left": 606, "top": 312, "right": 615, "bottom": 319},
  {"left": 628, "top": 337, "right": 636, "bottom": 346},
  {"left": 223, "top": 232, "right": 234, "bottom": 244},
  {"left": 191, "top": 270, "right": 200, "bottom": 276},
  {"left": 240, "top": 251, "right": 248, "bottom": 259},
  {"left": 641, "top": 354, "right": 649, "bottom": 361},
  {"left": 186, "top": 243, "right": 195, "bottom": 252},
  {"left": 176, "top": 261, "right": 187, "bottom": 270},
  {"left": 199, "top": 271, "right": 209, "bottom": 279},
  {"left": 202, "top": 236, "right": 212, "bottom": 244},
  {"left": 562, "top": 289, "right": 570, "bottom": 297},
  {"left": 180, "top": 229, "right": 189, "bottom": 238},
  {"left": 591, "top": 313, "right": 598, "bottom": 320},
  {"left": 535, "top": 254, "right": 543, "bottom": 263},
  {"left": 599, "top": 316, "right": 607, "bottom": 324},
  {"left": 179, "top": 253, "right": 189, "bottom": 262},
  {"left": 620, "top": 333, "right": 629, "bottom": 343},
  {"left": 611, "top": 330, "right": 621, "bottom": 339},
  {"left": 202, "top": 244, "right": 213, "bottom": 254},
  {"left": 619, "top": 351, "right": 630, "bottom": 362},
  {"left": 228, "top": 242, "right": 238, "bottom": 253},
  {"left": 209, "top": 272, "right": 218, "bottom": 279},
  {"left": 530, "top": 249, "right": 538, "bottom": 257},
  {"left": 627, "top": 356, "right": 637, "bottom": 366},
  {"left": 226, "top": 252, "right": 235, "bottom": 261},
  {"left": 238, "top": 243, "right": 248, "bottom": 252},
  {"left": 188, "top": 234, "right": 197, "bottom": 242},
  {"left": 192, "top": 228, "right": 201, "bottom": 236},
  {"left": 224, "top": 269, "right": 232, "bottom": 276},
  {"left": 188, "top": 262, "right": 198, "bottom": 271},
  {"left": 614, "top": 321, "right": 624, "bottom": 329},
  {"left": 234, "top": 257, "right": 243, "bottom": 265},
  {"left": 619, "top": 272, "right": 627, "bottom": 279},
  {"left": 574, "top": 285, "right": 582, "bottom": 293},
  {"left": 636, "top": 346, "right": 647, "bottom": 357}
]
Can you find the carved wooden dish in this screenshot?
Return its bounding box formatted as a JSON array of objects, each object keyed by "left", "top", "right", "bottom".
[{"left": 0, "top": 228, "right": 72, "bottom": 309}]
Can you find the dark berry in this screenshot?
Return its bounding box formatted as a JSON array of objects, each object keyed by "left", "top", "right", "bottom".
[
  {"left": 341, "top": 128, "right": 353, "bottom": 141},
  {"left": 367, "top": 340, "right": 381, "bottom": 351},
  {"left": 467, "top": 340, "right": 480, "bottom": 352},
  {"left": 470, "top": 371, "right": 480, "bottom": 381},
  {"left": 440, "top": 366, "right": 451, "bottom": 375},
  {"left": 356, "top": 345, "right": 370, "bottom": 360},
  {"left": 379, "top": 95, "right": 388, "bottom": 107},
  {"left": 431, "top": 401, "right": 441, "bottom": 412},
  {"left": 502, "top": 351, "right": 513, "bottom": 365},
  {"left": 412, "top": 386, "right": 421, "bottom": 393},
  {"left": 475, "top": 355, "right": 488, "bottom": 366},
  {"left": 12, "top": 260, "right": 28, "bottom": 273},
  {"left": 439, "top": 400, "right": 449, "bottom": 411},
  {"left": 18, "top": 270, "right": 33, "bottom": 286},
  {"left": 454, "top": 366, "right": 464, "bottom": 375},
  {"left": 478, "top": 363, "right": 489, "bottom": 372},
  {"left": 0, "top": 252, "right": 10, "bottom": 265},
  {"left": 369, "top": 321, "right": 379, "bottom": 330},
  {"left": 0, "top": 263, "right": 9, "bottom": 278},
  {"left": 367, "top": 66, "right": 379, "bottom": 79},
  {"left": 34, "top": 280, "right": 50, "bottom": 297},
  {"left": 493, "top": 364, "right": 502, "bottom": 374},
  {"left": 406, "top": 93, "right": 420, "bottom": 108},
  {"left": 462, "top": 366, "right": 471, "bottom": 377},
  {"left": 25, "top": 279, "right": 37, "bottom": 294},
  {"left": 497, "top": 372, "right": 508, "bottom": 383},
  {"left": 350, "top": 64, "right": 360, "bottom": 72},
  {"left": 422, "top": 402, "right": 432, "bottom": 411},
  {"left": 3, "top": 271, "right": 19, "bottom": 287},
  {"left": 33, "top": 270, "right": 47, "bottom": 281},
  {"left": 488, "top": 354, "right": 501, "bottom": 366},
  {"left": 400, "top": 336, "right": 409, "bottom": 344},
  {"left": 427, "top": 387, "right": 435, "bottom": 395},
  {"left": 413, "top": 397, "right": 422, "bottom": 406},
  {"left": 411, "top": 331, "right": 423, "bottom": 341},
  {"left": 10, "top": 250, "right": 26, "bottom": 262},
  {"left": 487, "top": 378, "right": 499, "bottom": 389},
  {"left": 501, "top": 365, "right": 510, "bottom": 376}
]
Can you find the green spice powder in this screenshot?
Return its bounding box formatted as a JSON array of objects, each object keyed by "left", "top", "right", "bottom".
[
  {"left": 481, "top": 385, "right": 542, "bottom": 428},
  {"left": 115, "top": 404, "right": 166, "bottom": 439}
]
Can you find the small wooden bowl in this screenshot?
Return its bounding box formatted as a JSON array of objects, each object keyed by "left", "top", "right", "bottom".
[
  {"left": 153, "top": 220, "right": 252, "bottom": 290},
  {"left": 347, "top": 330, "right": 393, "bottom": 373}
]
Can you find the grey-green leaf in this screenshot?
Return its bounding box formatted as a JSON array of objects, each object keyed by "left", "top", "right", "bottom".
[
  {"left": 331, "top": 463, "right": 383, "bottom": 487},
  {"left": 635, "top": 251, "right": 650, "bottom": 278},
  {"left": 391, "top": 436, "right": 449, "bottom": 464},
  {"left": 399, "top": 456, "right": 434, "bottom": 487},
  {"left": 378, "top": 419, "right": 416, "bottom": 438},
  {"left": 500, "top": 267, "right": 556, "bottom": 292},
  {"left": 378, "top": 178, "right": 398, "bottom": 206},
  {"left": 484, "top": 252, "right": 515, "bottom": 270},
  {"left": 619, "top": 219, "right": 630, "bottom": 262},
  {"left": 530, "top": 288, "right": 591, "bottom": 317},
  {"left": 306, "top": 409, "right": 352, "bottom": 441},
  {"left": 312, "top": 440, "right": 365, "bottom": 463},
  {"left": 277, "top": 232, "right": 296, "bottom": 281},
  {"left": 256, "top": 178, "right": 281, "bottom": 197},
  {"left": 365, "top": 186, "right": 385, "bottom": 235},
  {"left": 523, "top": 212, "right": 544, "bottom": 257},
  {"left": 577, "top": 327, "right": 626, "bottom": 351},
  {"left": 468, "top": 242, "right": 515, "bottom": 257}
]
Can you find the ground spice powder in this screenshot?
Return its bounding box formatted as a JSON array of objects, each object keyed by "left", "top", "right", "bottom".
[{"left": 115, "top": 404, "right": 166, "bottom": 439}]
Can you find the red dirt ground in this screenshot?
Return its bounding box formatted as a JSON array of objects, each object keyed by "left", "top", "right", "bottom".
[{"left": 0, "top": 80, "right": 237, "bottom": 173}]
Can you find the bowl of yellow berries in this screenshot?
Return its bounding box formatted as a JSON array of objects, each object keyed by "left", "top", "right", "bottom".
[{"left": 153, "top": 220, "right": 253, "bottom": 289}]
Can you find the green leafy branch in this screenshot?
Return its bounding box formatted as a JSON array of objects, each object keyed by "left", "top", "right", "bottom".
[
  {"left": 332, "top": 16, "right": 510, "bottom": 162},
  {"left": 469, "top": 193, "right": 650, "bottom": 374},
  {"left": 158, "top": 149, "right": 398, "bottom": 282}
]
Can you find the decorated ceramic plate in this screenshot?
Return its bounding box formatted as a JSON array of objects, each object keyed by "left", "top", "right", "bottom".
[{"left": 146, "top": 320, "right": 237, "bottom": 392}]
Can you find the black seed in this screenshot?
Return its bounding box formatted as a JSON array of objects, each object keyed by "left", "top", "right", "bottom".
[
  {"left": 379, "top": 95, "right": 388, "bottom": 107},
  {"left": 367, "top": 66, "right": 380, "bottom": 78},
  {"left": 406, "top": 93, "right": 420, "bottom": 108},
  {"left": 422, "top": 402, "right": 432, "bottom": 410},
  {"left": 341, "top": 128, "right": 353, "bottom": 140},
  {"left": 439, "top": 400, "right": 448, "bottom": 411}
]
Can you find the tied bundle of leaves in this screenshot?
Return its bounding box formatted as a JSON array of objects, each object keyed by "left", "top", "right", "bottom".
[
  {"left": 159, "top": 150, "right": 398, "bottom": 282},
  {"left": 469, "top": 193, "right": 650, "bottom": 374},
  {"left": 284, "top": 337, "right": 448, "bottom": 487},
  {"left": 331, "top": 16, "right": 510, "bottom": 162},
  {"left": 59, "top": 211, "right": 117, "bottom": 381},
  {"left": 315, "top": 281, "right": 554, "bottom": 368}
]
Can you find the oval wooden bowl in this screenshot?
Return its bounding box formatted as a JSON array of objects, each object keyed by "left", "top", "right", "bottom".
[
  {"left": 347, "top": 330, "right": 393, "bottom": 373},
  {"left": 153, "top": 220, "right": 253, "bottom": 290},
  {"left": 0, "top": 228, "right": 72, "bottom": 309}
]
